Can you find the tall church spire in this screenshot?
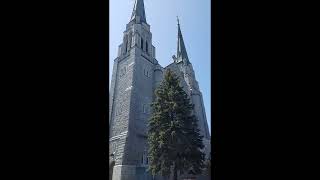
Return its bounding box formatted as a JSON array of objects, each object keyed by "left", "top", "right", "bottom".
[
  {"left": 177, "top": 17, "right": 189, "bottom": 63},
  {"left": 130, "top": 0, "right": 147, "bottom": 23}
]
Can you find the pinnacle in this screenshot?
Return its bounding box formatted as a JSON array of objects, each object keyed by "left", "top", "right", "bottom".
[{"left": 130, "top": 0, "right": 147, "bottom": 23}]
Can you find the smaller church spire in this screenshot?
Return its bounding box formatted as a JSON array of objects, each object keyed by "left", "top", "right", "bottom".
[
  {"left": 130, "top": 0, "right": 147, "bottom": 24},
  {"left": 177, "top": 16, "right": 180, "bottom": 26},
  {"left": 176, "top": 17, "right": 189, "bottom": 63}
]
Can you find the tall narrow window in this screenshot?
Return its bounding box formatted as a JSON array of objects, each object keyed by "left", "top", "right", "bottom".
[
  {"left": 141, "top": 150, "right": 147, "bottom": 165},
  {"left": 143, "top": 104, "right": 147, "bottom": 113},
  {"left": 141, "top": 155, "right": 144, "bottom": 164},
  {"left": 141, "top": 38, "right": 144, "bottom": 50},
  {"left": 125, "top": 39, "right": 128, "bottom": 52},
  {"left": 128, "top": 33, "right": 132, "bottom": 50},
  {"left": 146, "top": 41, "right": 148, "bottom": 53}
]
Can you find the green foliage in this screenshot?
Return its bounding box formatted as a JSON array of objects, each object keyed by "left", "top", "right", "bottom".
[
  {"left": 204, "top": 152, "right": 211, "bottom": 177},
  {"left": 147, "top": 70, "right": 205, "bottom": 179}
]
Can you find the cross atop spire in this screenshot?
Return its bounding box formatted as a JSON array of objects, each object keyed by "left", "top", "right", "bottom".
[
  {"left": 130, "top": 0, "right": 147, "bottom": 24},
  {"left": 177, "top": 19, "right": 189, "bottom": 63}
]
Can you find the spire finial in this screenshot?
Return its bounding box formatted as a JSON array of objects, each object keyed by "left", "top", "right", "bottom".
[
  {"left": 130, "top": 0, "right": 147, "bottom": 23},
  {"left": 176, "top": 18, "right": 189, "bottom": 63}
]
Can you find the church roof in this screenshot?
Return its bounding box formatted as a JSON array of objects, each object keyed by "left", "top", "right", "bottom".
[
  {"left": 130, "top": 0, "right": 147, "bottom": 23},
  {"left": 177, "top": 17, "right": 189, "bottom": 63}
]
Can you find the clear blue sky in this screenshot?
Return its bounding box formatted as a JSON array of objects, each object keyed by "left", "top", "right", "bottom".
[{"left": 109, "top": 0, "right": 211, "bottom": 134}]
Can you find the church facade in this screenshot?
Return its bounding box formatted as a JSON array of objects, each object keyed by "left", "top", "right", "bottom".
[{"left": 109, "top": 0, "right": 211, "bottom": 179}]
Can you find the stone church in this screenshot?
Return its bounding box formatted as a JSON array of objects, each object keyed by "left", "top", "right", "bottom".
[{"left": 109, "top": 0, "right": 211, "bottom": 179}]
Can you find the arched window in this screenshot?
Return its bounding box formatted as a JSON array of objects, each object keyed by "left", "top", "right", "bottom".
[
  {"left": 143, "top": 104, "right": 147, "bottom": 113},
  {"left": 141, "top": 155, "right": 144, "bottom": 164},
  {"left": 125, "top": 39, "right": 128, "bottom": 52},
  {"left": 128, "top": 33, "right": 132, "bottom": 50},
  {"left": 146, "top": 41, "right": 148, "bottom": 53},
  {"left": 141, "top": 149, "right": 148, "bottom": 165},
  {"left": 141, "top": 38, "right": 144, "bottom": 50},
  {"left": 144, "top": 68, "right": 148, "bottom": 77}
]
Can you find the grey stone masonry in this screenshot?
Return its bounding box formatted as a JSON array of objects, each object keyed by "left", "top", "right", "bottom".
[{"left": 109, "top": 0, "right": 211, "bottom": 179}]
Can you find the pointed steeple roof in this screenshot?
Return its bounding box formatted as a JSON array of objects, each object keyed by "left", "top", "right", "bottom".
[
  {"left": 130, "top": 0, "right": 147, "bottom": 23},
  {"left": 176, "top": 17, "right": 189, "bottom": 63}
]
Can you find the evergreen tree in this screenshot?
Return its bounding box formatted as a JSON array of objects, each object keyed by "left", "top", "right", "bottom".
[
  {"left": 147, "top": 70, "right": 205, "bottom": 180},
  {"left": 204, "top": 152, "right": 211, "bottom": 177}
]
